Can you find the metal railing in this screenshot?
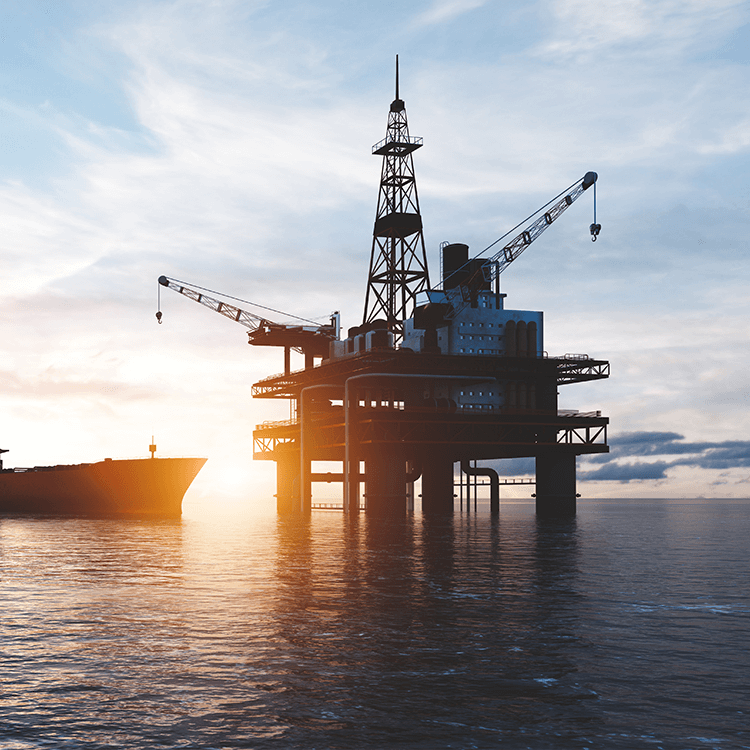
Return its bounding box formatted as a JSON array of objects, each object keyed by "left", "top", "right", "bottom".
[{"left": 371, "top": 135, "right": 423, "bottom": 153}]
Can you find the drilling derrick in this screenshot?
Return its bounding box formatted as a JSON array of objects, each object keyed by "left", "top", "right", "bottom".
[{"left": 363, "top": 57, "right": 430, "bottom": 342}]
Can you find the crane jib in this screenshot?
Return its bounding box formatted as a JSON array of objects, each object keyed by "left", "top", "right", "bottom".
[{"left": 156, "top": 274, "right": 338, "bottom": 353}]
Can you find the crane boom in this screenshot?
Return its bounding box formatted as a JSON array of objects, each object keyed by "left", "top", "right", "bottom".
[
  {"left": 483, "top": 171, "right": 597, "bottom": 282},
  {"left": 158, "top": 276, "right": 268, "bottom": 330},
  {"left": 157, "top": 276, "right": 339, "bottom": 363},
  {"left": 436, "top": 171, "right": 597, "bottom": 320}
]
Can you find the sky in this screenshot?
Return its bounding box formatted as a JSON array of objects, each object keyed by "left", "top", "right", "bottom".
[{"left": 2, "top": 0, "right": 750, "bottom": 507}]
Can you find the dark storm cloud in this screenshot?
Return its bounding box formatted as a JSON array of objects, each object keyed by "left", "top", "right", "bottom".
[{"left": 580, "top": 432, "right": 750, "bottom": 482}]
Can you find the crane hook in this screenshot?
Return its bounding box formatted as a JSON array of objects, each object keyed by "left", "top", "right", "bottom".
[{"left": 156, "top": 311, "right": 163, "bottom": 324}]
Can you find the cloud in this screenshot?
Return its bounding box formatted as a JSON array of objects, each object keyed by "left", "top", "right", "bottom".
[
  {"left": 413, "top": 0, "right": 488, "bottom": 26},
  {"left": 595, "top": 431, "right": 713, "bottom": 457},
  {"left": 0, "top": 368, "right": 155, "bottom": 401},
  {"left": 539, "top": 0, "right": 747, "bottom": 60},
  {"left": 673, "top": 445, "right": 750, "bottom": 471},
  {"left": 580, "top": 460, "right": 670, "bottom": 482},
  {"left": 484, "top": 433, "right": 750, "bottom": 484},
  {"left": 580, "top": 432, "right": 750, "bottom": 482}
]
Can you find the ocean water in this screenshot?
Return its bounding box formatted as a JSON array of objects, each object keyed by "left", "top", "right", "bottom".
[{"left": 0, "top": 498, "right": 748, "bottom": 749}]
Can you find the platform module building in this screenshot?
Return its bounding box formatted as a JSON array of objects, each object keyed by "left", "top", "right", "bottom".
[
  {"left": 404, "top": 242, "right": 544, "bottom": 413},
  {"left": 248, "top": 63, "right": 610, "bottom": 517}
]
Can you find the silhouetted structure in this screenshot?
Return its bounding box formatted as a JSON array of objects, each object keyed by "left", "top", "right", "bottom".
[
  {"left": 160, "top": 61, "right": 608, "bottom": 516},
  {"left": 249, "top": 61, "right": 609, "bottom": 517}
]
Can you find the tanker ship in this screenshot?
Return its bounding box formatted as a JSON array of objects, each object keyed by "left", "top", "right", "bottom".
[{"left": 0, "top": 445, "right": 206, "bottom": 517}]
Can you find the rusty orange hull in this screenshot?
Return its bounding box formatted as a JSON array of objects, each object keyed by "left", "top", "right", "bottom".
[{"left": 0, "top": 457, "right": 206, "bottom": 517}]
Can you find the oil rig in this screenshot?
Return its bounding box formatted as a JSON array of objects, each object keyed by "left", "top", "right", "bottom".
[{"left": 159, "top": 61, "right": 609, "bottom": 516}]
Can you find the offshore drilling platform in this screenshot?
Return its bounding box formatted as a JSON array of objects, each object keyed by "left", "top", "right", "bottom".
[{"left": 159, "top": 62, "right": 610, "bottom": 517}]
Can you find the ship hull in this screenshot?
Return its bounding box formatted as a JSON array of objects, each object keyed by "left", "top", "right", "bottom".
[{"left": 0, "top": 457, "right": 206, "bottom": 517}]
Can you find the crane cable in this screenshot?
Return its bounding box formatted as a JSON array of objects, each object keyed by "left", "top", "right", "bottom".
[
  {"left": 590, "top": 180, "right": 601, "bottom": 242},
  {"left": 438, "top": 175, "right": 588, "bottom": 291},
  {"left": 478, "top": 177, "right": 582, "bottom": 259},
  {"left": 156, "top": 277, "right": 324, "bottom": 327}
]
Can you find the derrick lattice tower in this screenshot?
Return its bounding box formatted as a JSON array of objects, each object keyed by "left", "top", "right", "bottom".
[{"left": 363, "top": 57, "right": 430, "bottom": 341}]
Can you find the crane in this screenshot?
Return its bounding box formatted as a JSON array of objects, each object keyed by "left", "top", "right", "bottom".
[
  {"left": 157, "top": 276, "right": 339, "bottom": 373},
  {"left": 430, "top": 171, "right": 599, "bottom": 321}
]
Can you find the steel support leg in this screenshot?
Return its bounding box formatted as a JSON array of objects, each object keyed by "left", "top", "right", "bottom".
[
  {"left": 275, "top": 448, "right": 299, "bottom": 515},
  {"left": 535, "top": 453, "right": 577, "bottom": 516},
  {"left": 421, "top": 452, "right": 454, "bottom": 514},
  {"left": 364, "top": 447, "right": 407, "bottom": 516}
]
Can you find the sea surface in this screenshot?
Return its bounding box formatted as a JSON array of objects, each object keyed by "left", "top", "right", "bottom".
[{"left": 1, "top": 498, "right": 748, "bottom": 749}]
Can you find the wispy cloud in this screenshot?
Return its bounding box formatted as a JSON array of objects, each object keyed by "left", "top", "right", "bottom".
[
  {"left": 413, "top": 0, "right": 488, "bottom": 26},
  {"left": 538, "top": 0, "right": 747, "bottom": 59}
]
